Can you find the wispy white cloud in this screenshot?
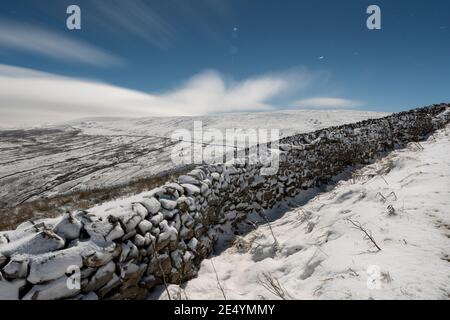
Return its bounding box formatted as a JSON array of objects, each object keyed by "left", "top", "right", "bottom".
[
  {"left": 91, "top": 0, "right": 175, "bottom": 49},
  {"left": 0, "top": 64, "right": 311, "bottom": 127},
  {"left": 160, "top": 70, "right": 296, "bottom": 114},
  {"left": 0, "top": 20, "right": 123, "bottom": 67},
  {"left": 290, "top": 97, "right": 364, "bottom": 109}
]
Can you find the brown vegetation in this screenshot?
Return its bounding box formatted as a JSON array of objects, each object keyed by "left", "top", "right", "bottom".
[{"left": 0, "top": 166, "right": 193, "bottom": 231}]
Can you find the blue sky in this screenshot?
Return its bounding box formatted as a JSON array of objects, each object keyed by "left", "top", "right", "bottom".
[{"left": 0, "top": 0, "right": 450, "bottom": 125}]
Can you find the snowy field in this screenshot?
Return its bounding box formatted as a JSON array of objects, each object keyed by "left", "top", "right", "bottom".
[
  {"left": 0, "top": 110, "right": 386, "bottom": 209},
  {"left": 152, "top": 124, "right": 450, "bottom": 300}
]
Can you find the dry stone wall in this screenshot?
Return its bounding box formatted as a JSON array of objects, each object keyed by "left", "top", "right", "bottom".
[{"left": 0, "top": 104, "right": 449, "bottom": 300}]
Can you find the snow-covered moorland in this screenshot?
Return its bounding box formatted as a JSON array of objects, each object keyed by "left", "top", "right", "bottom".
[
  {"left": 153, "top": 124, "right": 450, "bottom": 300},
  {"left": 0, "top": 110, "right": 386, "bottom": 209}
]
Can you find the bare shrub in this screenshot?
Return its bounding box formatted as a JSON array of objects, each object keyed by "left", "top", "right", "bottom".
[
  {"left": 258, "top": 272, "right": 293, "bottom": 300},
  {"left": 211, "top": 259, "right": 227, "bottom": 300},
  {"left": 151, "top": 241, "right": 172, "bottom": 301},
  {"left": 386, "top": 205, "right": 396, "bottom": 217},
  {"left": 387, "top": 191, "right": 398, "bottom": 201},
  {"left": 380, "top": 271, "right": 393, "bottom": 283},
  {"left": 376, "top": 191, "right": 397, "bottom": 203},
  {"left": 346, "top": 218, "right": 382, "bottom": 252},
  {"left": 232, "top": 234, "right": 262, "bottom": 254},
  {"left": 296, "top": 208, "right": 313, "bottom": 224},
  {"left": 375, "top": 192, "right": 387, "bottom": 203},
  {"left": 259, "top": 211, "right": 279, "bottom": 247}
]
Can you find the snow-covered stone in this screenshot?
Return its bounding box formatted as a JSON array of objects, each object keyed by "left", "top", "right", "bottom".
[
  {"left": 181, "top": 183, "right": 201, "bottom": 196},
  {"left": 150, "top": 227, "right": 160, "bottom": 237},
  {"left": 23, "top": 275, "right": 80, "bottom": 300},
  {"left": 97, "top": 273, "right": 121, "bottom": 298},
  {"left": 183, "top": 251, "right": 193, "bottom": 263},
  {"left": 105, "top": 223, "right": 124, "bottom": 241},
  {"left": 162, "top": 209, "right": 177, "bottom": 220},
  {"left": 165, "top": 183, "right": 184, "bottom": 195},
  {"left": 140, "top": 198, "right": 161, "bottom": 214},
  {"left": 200, "top": 182, "right": 210, "bottom": 195},
  {"left": 170, "top": 250, "right": 183, "bottom": 269},
  {"left": 28, "top": 247, "right": 84, "bottom": 284},
  {"left": 0, "top": 230, "right": 65, "bottom": 256},
  {"left": 119, "top": 243, "right": 131, "bottom": 262},
  {"left": 0, "top": 235, "right": 7, "bottom": 245},
  {"left": 119, "top": 261, "right": 140, "bottom": 279},
  {"left": 123, "top": 230, "right": 137, "bottom": 241},
  {"left": 53, "top": 212, "right": 82, "bottom": 241},
  {"left": 149, "top": 212, "right": 164, "bottom": 226},
  {"left": 134, "top": 234, "right": 146, "bottom": 247},
  {"left": 178, "top": 175, "right": 200, "bottom": 185},
  {"left": 132, "top": 203, "right": 148, "bottom": 219},
  {"left": 160, "top": 199, "right": 177, "bottom": 210},
  {"left": 0, "top": 275, "right": 26, "bottom": 300},
  {"left": 187, "top": 237, "right": 198, "bottom": 252},
  {"left": 3, "top": 255, "right": 28, "bottom": 278},
  {"left": 144, "top": 232, "right": 155, "bottom": 246},
  {"left": 137, "top": 220, "right": 153, "bottom": 234},
  {"left": 176, "top": 196, "right": 191, "bottom": 212},
  {"left": 211, "top": 172, "right": 220, "bottom": 181},
  {"left": 76, "top": 291, "right": 99, "bottom": 300},
  {"left": 0, "top": 254, "right": 7, "bottom": 268},
  {"left": 181, "top": 214, "right": 195, "bottom": 228},
  {"left": 121, "top": 213, "right": 143, "bottom": 233},
  {"left": 146, "top": 187, "right": 167, "bottom": 199},
  {"left": 188, "top": 169, "right": 206, "bottom": 181},
  {"left": 82, "top": 243, "right": 119, "bottom": 268},
  {"left": 82, "top": 261, "right": 116, "bottom": 292},
  {"left": 155, "top": 221, "right": 178, "bottom": 251}
]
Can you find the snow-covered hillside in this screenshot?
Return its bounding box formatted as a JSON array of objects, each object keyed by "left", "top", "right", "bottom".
[
  {"left": 0, "top": 110, "right": 386, "bottom": 209},
  {"left": 153, "top": 124, "right": 450, "bottom": 300}
]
